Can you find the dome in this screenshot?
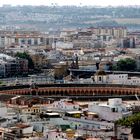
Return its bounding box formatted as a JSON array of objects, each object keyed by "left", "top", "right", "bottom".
[{"left": 95, "top": 70, "right": 106, "bottom": 76}]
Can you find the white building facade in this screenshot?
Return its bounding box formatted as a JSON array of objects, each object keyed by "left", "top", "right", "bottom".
[{"left": 88, "top": 98, "right": 132, "bottom": 121}]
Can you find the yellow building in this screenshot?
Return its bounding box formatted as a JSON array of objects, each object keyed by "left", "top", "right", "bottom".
[{"left": 19, "top": 105, "right": 43, "bottom": 114}]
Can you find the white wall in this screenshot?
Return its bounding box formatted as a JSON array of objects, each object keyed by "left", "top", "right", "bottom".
[
  {"left": 44, "top": 129, "right": 67, "bottom": 140},
  {"left": 107, "top": 74, "right": 140, "bottom": 85},
  {"left": 52, "top": 41, "right": 73, "bottom": 49},
  {"left": 88, "top": 104, "right": 123, "bottom": 121},
  {"left": 53, "top": 100, "right": 79, "bottom": 111},
  {"left": 63, "top": 116, "right": 114, "bottom": 130},
  {"left": 0, "top": 106, "right": 7, "bottom": 118},
  {"left": 108, "top": 98, "right": 122, "bottom": 106},
  {"left": 108, "top": 74, "right": 128, "bottom": 84},
  {"left": 94, "top": 75, "right": 107, "bottom": 83},
  {"left": 116, "top": 126, "right": 132, "bottom": 140},
  {"left": 127, "top": 78, "right": 140, "bottom": 85},
  {"left": 22, "top": 126, "right": 33, "bottom": 134}
]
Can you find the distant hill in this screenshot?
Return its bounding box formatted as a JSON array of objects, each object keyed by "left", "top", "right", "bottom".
[{"left": 0, "top": 6, "right": 140, "bottom": 31}]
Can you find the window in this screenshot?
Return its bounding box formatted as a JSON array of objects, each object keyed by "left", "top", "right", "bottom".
[
  {"left": 28, "top": 39, "right": 32, "bottom": 45},
  {"left": 21, "top": 39, "right": 25, "bottom": 44},
  {"left": 99, "top": 76, "right": 102, "bottom": 81},
  {"left": 34, "top": 39, "right": 38, "bottom": 45},
  {"left": 112, "top": 108, "right": 115, "bottom": 112}
]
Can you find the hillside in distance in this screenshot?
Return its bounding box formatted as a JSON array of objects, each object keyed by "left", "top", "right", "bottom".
[{"left": 0, "top": 6, "right": 140, "bottom": 31}]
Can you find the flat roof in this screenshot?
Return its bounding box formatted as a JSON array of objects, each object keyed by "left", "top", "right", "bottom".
[
  {"left": 87, "top": 112, "right": 98, "bottom": 115},
  {"left": 86, "top": 138, "right": 101, "bottom": 140},
  {"left": 11, "top": 96, "right": 21, "bottom": 100},
  {"left": 45, "top": 113, "right": 60, "bottom": 116},
  {"left": 66, "top": 111, "right": 82, "bottom": 114}
]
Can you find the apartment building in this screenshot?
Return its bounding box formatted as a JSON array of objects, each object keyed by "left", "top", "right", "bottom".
[
  {"left": 0, "top": 53, "right": 28, "bottom": 77},
  {"left": 0, "top": 30, "right": 47, "bottom": 48},
  {"left": 88, "top": 27, "right": 127, "bottom": 38}
]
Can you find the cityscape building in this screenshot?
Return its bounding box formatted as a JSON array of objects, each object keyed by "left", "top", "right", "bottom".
[{"left": 0, "top": 4, "right": 139, "bottom": 140}]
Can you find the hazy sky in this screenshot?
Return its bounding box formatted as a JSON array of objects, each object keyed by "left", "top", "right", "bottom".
[{"left": 0, "top": 0, "right": 140, "bottom": 6}]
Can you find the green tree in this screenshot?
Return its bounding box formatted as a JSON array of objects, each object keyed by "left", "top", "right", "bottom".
[
  {"left": 116, "top": 113, "right": 140, "bottom": 139},
  {"left": 15, "top": 52, "right": 34, "bottom": 69},
  {"left": 116, "top": 58, "right": 136, "bottom": 71}
]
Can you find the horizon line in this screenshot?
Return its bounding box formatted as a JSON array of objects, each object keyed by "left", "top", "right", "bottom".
[{"left": 1, "top": 4, "right": 140, "bottom": 7}]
